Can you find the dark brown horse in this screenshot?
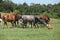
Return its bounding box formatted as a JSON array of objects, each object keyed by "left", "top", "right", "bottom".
[{"left": 2, "top": 13, "right": 21, "bottom": 27}]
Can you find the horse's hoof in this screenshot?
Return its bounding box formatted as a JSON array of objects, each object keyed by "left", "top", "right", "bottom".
[{"left": 47, "top": 26, "right": 53, "bottom": 29}]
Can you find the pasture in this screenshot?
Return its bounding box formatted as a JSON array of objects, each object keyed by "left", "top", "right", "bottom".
[{"left": 0, "top": 19, "right": 60, "bottom": 40}]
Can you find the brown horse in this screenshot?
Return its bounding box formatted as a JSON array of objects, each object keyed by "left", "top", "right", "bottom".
[
  {"left": 36, "top": 15, "right": 52, "bottom": 29},
  {"left": 36, "top": 15, "right": 50, "bottom": 24},
  {"left": 2, "top": 13, "right": 21, "bottom": 27}
]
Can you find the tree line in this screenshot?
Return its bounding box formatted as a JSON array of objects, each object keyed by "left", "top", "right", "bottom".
[{"left": 0, "top": 0, "right": 60, "bottom": 18}]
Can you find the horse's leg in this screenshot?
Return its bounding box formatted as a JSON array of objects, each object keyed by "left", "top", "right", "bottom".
[
  {"left": 21, "top": 23, "right": 26, "bottom": 28},
  {"left": 41, "top": 21, "right": 52, "bottom": 29},
  {"left": 17, "top": 20, "right": 19, "bottom": 24},
  {"left": 35, "top": 23, "right": 39, "bottom": 28},
  {"left": 33, "top": 22, "right": 36, "bottom": 28},
  {"left": 24, "top": 21, "right": 27, "bottom": 28},
  {"left": 30, "top": 22, "right": 33, "bottom": 28},
  {"left": 31, "top": 22, "right": 33, "bottom": 28},
  {"left": 23, "top": 21, "right": 27, "bottom": 28},
  {"left": 14, "top": 21, "right": 16, "bottom": 27},
  {"left": 25, "top": 24, "right": 27, "bottom": 28},
  {"left": 45, "top": 23, "right": 52, "bottom": 29},
  {"left": 11, "top": 21, "right": 14, "bottom": 27},
  {"left": 3, "top": 22, "right": 8, "bottom": 28},
  {"left": 4, "top": 22, "right": 7, "bottom": 25},
  {"left": 33, "top": 21, "right": 37, "bottom": 28},
  {"left": 36, "top": 23, "right": 39, "bottom": 28}
]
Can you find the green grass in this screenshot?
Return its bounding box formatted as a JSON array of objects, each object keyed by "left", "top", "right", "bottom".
[{"left": 0, "top": 19, "right": 60, "bottom": 40}]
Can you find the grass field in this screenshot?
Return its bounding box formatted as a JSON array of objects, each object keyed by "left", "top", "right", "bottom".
[{"left": 0, "top": 19, "right": 60, "bottom": 40}]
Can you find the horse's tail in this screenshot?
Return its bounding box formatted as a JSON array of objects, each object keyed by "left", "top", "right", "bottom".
[{"left": 0, "top": 14, "right": 1, "bottom": 19}]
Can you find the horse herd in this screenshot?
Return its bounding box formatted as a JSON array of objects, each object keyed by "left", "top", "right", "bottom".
[{"left": 0, "top": 13, "right": 53, "bottom": 29}]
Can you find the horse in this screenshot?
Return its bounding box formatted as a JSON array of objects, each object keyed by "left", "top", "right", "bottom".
[
  {"left": 19, "top": 15, "right": 51, "bottom": 28},
  {"left": 37, "top": 15, "right": 50, "bottom": 24},
  {"left": 19, "top": 15, "right": 35, "bottom": 28},
  {"left": 18, "top": 15, "right": 52, "bottom": 29},
  {"left": 36, "top": 15, "right": 52, "bottom": 29},
  {"left": 1, "top": 13, "right": 21, "bottom": 27}
]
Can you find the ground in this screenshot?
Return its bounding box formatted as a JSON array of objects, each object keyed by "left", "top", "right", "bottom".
[{"left": 0, "top": 19, "right": 60, "bottom": 40}]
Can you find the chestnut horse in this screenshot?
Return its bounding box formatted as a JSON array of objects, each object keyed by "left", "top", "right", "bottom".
[{"left": 2, "top": 13, "right": 21, "bottom": 27}]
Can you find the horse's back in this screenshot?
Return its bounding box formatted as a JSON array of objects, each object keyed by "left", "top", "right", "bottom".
[
  {"left": 37, "top": 15, "right": 50, "bottom": 24},
  {"left": 2, "top": 13, "right": 16, "bottom": 21},
  {"left": 22, "top": 15, "right": 35, "bottom": 20}
]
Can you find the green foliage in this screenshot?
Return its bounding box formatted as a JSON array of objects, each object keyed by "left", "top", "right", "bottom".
[
  {"left": 13, "top": 10, "right": 20, "bottom": 14},
  {"left": 0, "top": 0, "right": 60, "bottom": 18},
  {"left": 0, "top": 0, "right": 2, "bottom": 3}
]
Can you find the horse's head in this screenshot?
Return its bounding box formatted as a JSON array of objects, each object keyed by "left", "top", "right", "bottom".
[
  {"left": 39, "top": 15, "right": 50, "bottom": 24},
  {"left": 14, "top": 14, "right": 22, "bottom": 21}
]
